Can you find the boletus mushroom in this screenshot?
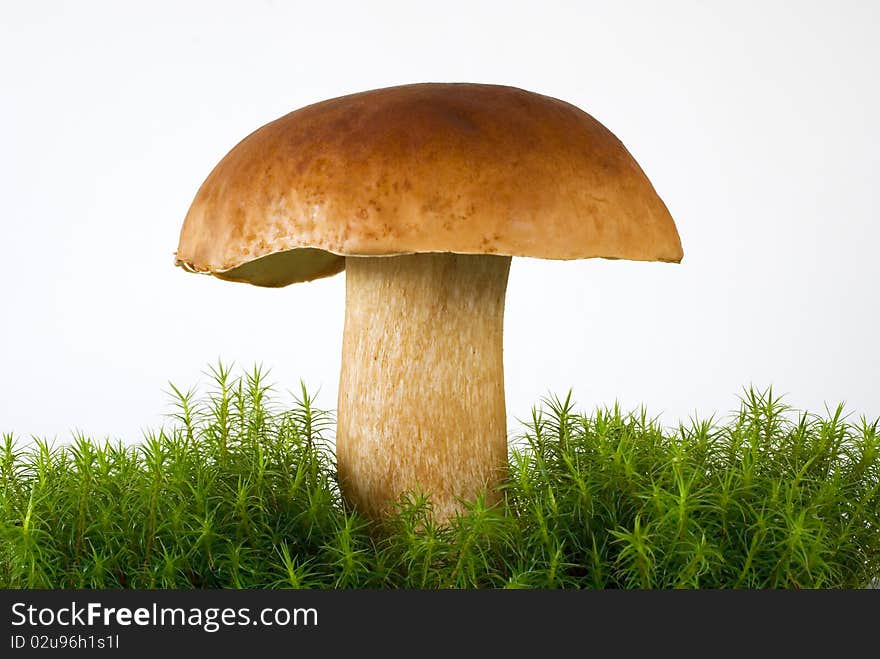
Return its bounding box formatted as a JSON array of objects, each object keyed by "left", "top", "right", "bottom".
[{"left": 175, "top": 83, "right": 683, "bottom": 522}]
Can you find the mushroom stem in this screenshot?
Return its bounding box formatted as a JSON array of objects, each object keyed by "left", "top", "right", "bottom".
[{"left": 337, "top": 252, "right": 511, "bottom": 522}]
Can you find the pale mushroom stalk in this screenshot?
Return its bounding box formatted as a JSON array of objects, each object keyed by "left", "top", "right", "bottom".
[{"left": 338, "top": 252, "right": 511, "bottom": 521}]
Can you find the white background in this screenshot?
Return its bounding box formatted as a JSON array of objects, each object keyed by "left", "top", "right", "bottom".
[{"left": 1, "top": 0, "right": 878, "bottom": 443}]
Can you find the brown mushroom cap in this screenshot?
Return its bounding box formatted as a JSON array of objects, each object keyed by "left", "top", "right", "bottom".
[{"left": 175, "top": 83, "right": 683, "bottom": 287}]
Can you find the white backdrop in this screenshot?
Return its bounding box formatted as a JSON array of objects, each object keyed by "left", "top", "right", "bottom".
[{"left": 2, "top": 0, "right": 878, "bottom": 443}]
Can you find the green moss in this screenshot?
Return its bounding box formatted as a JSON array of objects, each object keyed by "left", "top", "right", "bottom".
[{"left": 1, "top": 363, "right": 877, "bottom": 589}]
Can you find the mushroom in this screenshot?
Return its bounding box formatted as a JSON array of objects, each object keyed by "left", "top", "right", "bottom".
[{"left": 175, "top": 83, "right": 683, "bottom": 522}]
